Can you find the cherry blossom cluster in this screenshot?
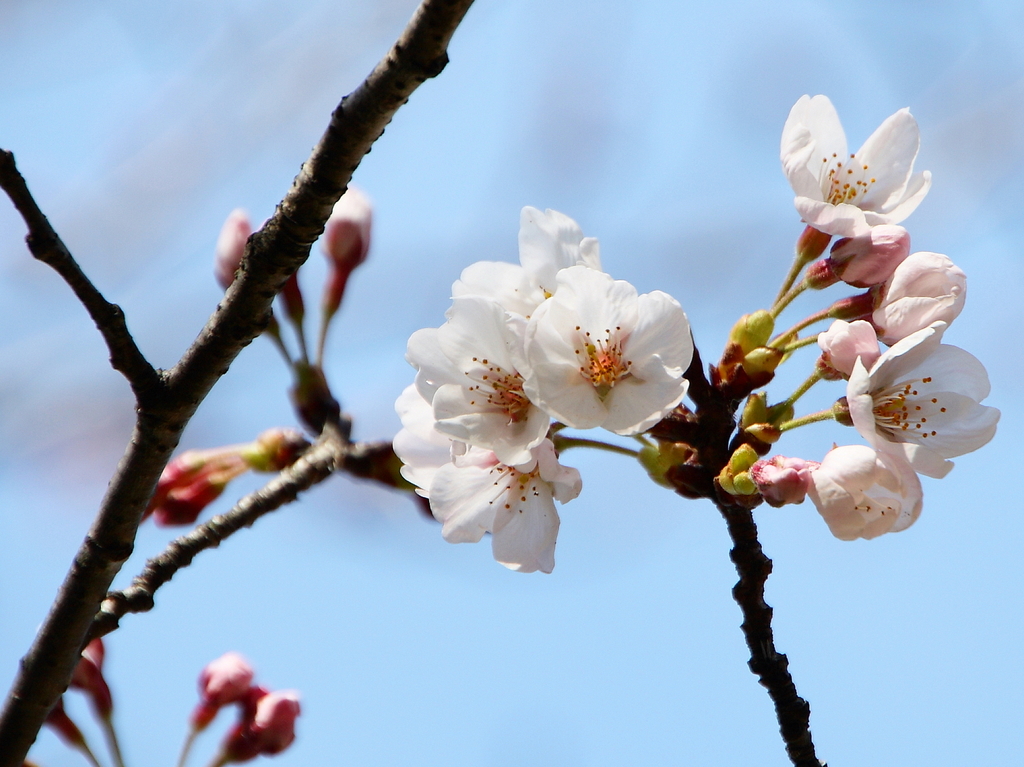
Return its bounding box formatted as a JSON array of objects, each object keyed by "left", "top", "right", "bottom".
[
  {"left": 739, "top": 94, "right": 999, "bottom": 539},
  {"left": 395, "top": 95, "right": 1000, "bottom": 567},
  {"left": 394, "top": 207, "right": 693, "bottom": 572}
]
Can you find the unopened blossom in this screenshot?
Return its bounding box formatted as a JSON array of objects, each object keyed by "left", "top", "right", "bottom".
[
  {"left": 218, "top": 688, "right": 301, "bottom": 763},
  {"left": 781, "top": 95, "right": 931, "bottom": 237},
  {"left": 146, "top": 429, "right": 309, "bottom": 526},
  {"left": 827, "top": 225, "right": 911, "bottom": 287},
  {"left": 70, "top": 639, "right": 112, "bottom": 719},
  {"left": 407, "top": 296, "right": 548, "bottom": 465},
  {"left": 750, "top": 455, "right": 820, "bottom": 507},
  {"left": 321, "top": 187, "right": 372, "bottom": 320},
  {"left": 452, "top": 206, "right": 602, "bottom": 317},
  {"left": 817, "top": 320, "right": 881, "bottom": 378},
  {"left": 807, "top": 444, "right": 923, "bottom": 540},
  {"left": 428, "top": 439, "right": 581, "bottom": 573},
  {"left": 192, "top": 652, "right": 256, "bottom": 730},
  {"left": 847, "top": 321, "right": 1000, "bottom": 478},
  {"left": 215, "top": 209, "right": 252, "bottom": 289},
  {"left": 872, "top": 251, "right": 966, "bottom": 344},
  {"left": 522, "top": 265, "right": 692, "bottom": 435}
]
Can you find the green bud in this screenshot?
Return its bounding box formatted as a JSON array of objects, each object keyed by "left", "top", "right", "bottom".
[
  {"left": 732, "top": 470, "right": 758, "bottom": 496},
  {"left": 729, "top": 443, "right": 759, "bottom": 474},
  {"left": 729, "top": 310, "right": 775, "bottom": 354},
  {"left": 740, "top": 392, "right": 769, "bottom": 429}
]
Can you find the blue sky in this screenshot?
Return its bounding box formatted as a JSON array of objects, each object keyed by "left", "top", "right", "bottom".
[{"left": 1, "top": 1, "right": 1022, "bottom": 765}]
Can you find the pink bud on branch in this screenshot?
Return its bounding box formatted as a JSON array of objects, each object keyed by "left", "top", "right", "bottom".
[{"left": 214, "top": 209, "right": 252, "bottom": 290}]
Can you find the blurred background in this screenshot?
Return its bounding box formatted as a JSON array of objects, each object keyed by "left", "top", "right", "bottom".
[{"left": 1, "top": 0, "right": 1021, "bottom": 764}]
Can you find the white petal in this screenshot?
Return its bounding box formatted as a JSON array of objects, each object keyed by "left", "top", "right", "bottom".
[
  {"left": 406, "top": 327, "right": 460, "bottom": 401},
  {"left": 429, "top": 462, "right": 501, "bottom": 543},
  {"left": 452, "top": 261, "right": 544, "bottom": 318},
  {"left": 490, "top": 486, "right": 560, "bottom": 573},
  {"left": 854, "top": 108, "right": 920, "bottom": 210},
  {"left": 794, "top": 197, "right": 872, "bottom": 237}
]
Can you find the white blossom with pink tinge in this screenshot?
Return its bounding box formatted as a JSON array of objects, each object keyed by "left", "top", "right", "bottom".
[
  {"left": 522, "top": 265, "right": 692, "bottom": 435},
  {"left": 214, "top": 209, "right": 252, "bottom": 289},
  {"left": 827, "top": 225, "right": 911, "bottom": 288},
  {"left": 847, "top": 321, "right": 999, "bottom": 479},
  {"left": 807, "top": 445, "right": 923, "bottom": 540},
  {"left": 406, "top": 296, "right": 549, "bottom": 466},
  {"left": 872, "top": 251, "right": 966, "bottom": 345},
  {"left": 781, "top": 95, "right": 931, "bottom": 237},
  {"left": 452, "top": 206, "right": 602, "bottom": 318}
]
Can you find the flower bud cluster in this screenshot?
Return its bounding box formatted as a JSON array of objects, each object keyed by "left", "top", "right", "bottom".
[
  {"left": 395, "top": 207, "right": 694, "bottom": 572},
  {"left": 747, "top": 94, "right": 1000, "bottom": 540},
  {"left": 212, "top": 188, "right": 373, "bottom": 434},
  {"left": 186, "top": 652, "right": 301, "bottom": 765}
]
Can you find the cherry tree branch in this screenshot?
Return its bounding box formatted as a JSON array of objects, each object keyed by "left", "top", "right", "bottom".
[
  {"left": 717, "top": 502, "right": 823, "bottom": 767},
  {"left": 88, "top": 425, "right": 359, "bottom": 642},
  {"left": 0, "top": 151, "right": 163, "bottom": 402},
  {"left": 0, "top": 1, "right": 474, "bottom": 763}
]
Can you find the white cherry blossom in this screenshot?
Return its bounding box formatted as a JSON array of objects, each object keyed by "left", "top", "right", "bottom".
[
  {"left": 807, "top": 445, "right": 923, "bottom": 541},
  {"left": 406, "top": 296, "right": 549, "bottom": 466},
  {"left": 847, "top": 321, "right": 999, "bottom": 479},
  {"left": 452, "top": 206, "right": 602, "bottom": 318},
  {"left": 872, "top": 251, "right": 966, "bottom": 345},
  {"left": 781, "top": 95, "right": 931, "bottom": 237},
  {"left": 522, "top": 265, "right": 692, "bottom": 435},
  {"left": 429, "top": 440, "right": 582, "bottom": 574}
]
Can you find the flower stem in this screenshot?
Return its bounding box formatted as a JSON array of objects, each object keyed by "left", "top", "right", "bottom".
[
  {"left": 778, "top": 371, "right": 823, "bottom": 410},
  {"left": 315, "top": 307, "right": 335, "bottom": 367},
  {"left": 100, "top": 715, "right": 127, "bottom": 767},
  {"left": 771, "top": 307, "right": 833, "bottom": 347},
  {"left": 778, "top": 334, "right": 821, "bottom": 354},
  {"left": 552, "top": 435, "right": 639, "bottom": 458},
  {"left": 774, "top": 252, "right": 814, "bottom": 307},
  {"left": 770, "top": 279, "right": 808, "bottom": 319},
  {"left": 778, "top": 409, "right": 835, "bottom": 432},
  {"left": 74, "top": 740, "right": 105, "bottom": 767},
  {"left": 176, "top": 729, "right": 199, "bottom": 767}
]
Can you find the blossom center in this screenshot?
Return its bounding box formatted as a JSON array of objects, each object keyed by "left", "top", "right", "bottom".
[
  {"left": 573, "top": 326, "right": 631, "bottom": 398},
  {"left": 871, "top": 376, "right": 946, "bottom": 442},
  {"left": 821, "top": 152, "right": 877, "bottom": 207},
  {"left": 465, "top": 357, "right": 531, "bottom": 424},
  {"left": 488, "top": 464, "right": 542, "bottom": 513}
]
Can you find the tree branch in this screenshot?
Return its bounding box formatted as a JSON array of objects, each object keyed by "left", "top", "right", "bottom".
[
  {"left": 88, "top": 426, "right": 350, "bottom": 642},
  {"left": 0, "top": 1, "right": 475, "bottom": 762},
  {"left": 717, "top": 502, "right": 824, "bottom": 767},
  {"left": 0, "top": 150, "right": 163, "bottom": 403}
]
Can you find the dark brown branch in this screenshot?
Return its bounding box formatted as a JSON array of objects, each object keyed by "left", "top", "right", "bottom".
[
  {"left": 88, "top": 427, "right": 350, "bottom": 642},
  {"left": 717, "top": 502, "right": 823, "bottom": 767},
  {"left": 0, "top": 151, "right": 163, "bottom": 402},
  {"left": 0, "top": 2, "right": 475, "bottom": 763}
]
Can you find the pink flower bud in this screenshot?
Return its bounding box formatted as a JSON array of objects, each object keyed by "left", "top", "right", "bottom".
[
  {"left": 220, "top": 689, "right": 301, "bottom": 762},
  {"left": 796, "top": 225, "right": 832, "bottom": 262},
  {"left": 872, "top": 251, "right": 966, "bottom": 344},
  {"left": 191, "top": 652, "right": 256, "bottom": 731},
  {"left": 827, "top": 225, "right": 911, "bottom": 288},
  {"left": 750, "top": 455, "right": 819, "bottom": 507},
  {"left": 70, "top": 638, "right": 113, "bottom": 719},
  {"left": 146, "top": 449, "right": 250, "bottom": 526},
  {"left": 816, "top": 320, "right": 881, "bottom": 378},
  {"left": 321, "top": 187, "right": 372, "bottom": 318},
  {"left": 280, "top": 272, "right": 305, "bottom": 326},
  {"left": 215, "top": 209, "right": 252, "bottom": 290}
]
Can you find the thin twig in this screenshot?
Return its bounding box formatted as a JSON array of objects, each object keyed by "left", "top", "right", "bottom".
[
  {"left": 0, "top": 151, "right": 163, "bottom": 403},
  {"left": 717, "top": 502, "right": 823, "bottom": 767},
  {"left": 89, "top": 427, "right": 349, "bottom": 642},
  {"left": 0, "top": 1, "right": 475, "bottom": 762}
]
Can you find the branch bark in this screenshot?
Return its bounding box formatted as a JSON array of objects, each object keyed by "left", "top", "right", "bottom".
[
  {"left": 0, "top": 1, "right": 474, "bottom": 762},
  {"left": 0, "top": 151, "right": 162, "bottom": 403},
  {"left": 88, "top": 425, "right": 351, "bottom": 642},
  {"left": 717, "top": 502, "right": 823, "bottom": 767}
]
